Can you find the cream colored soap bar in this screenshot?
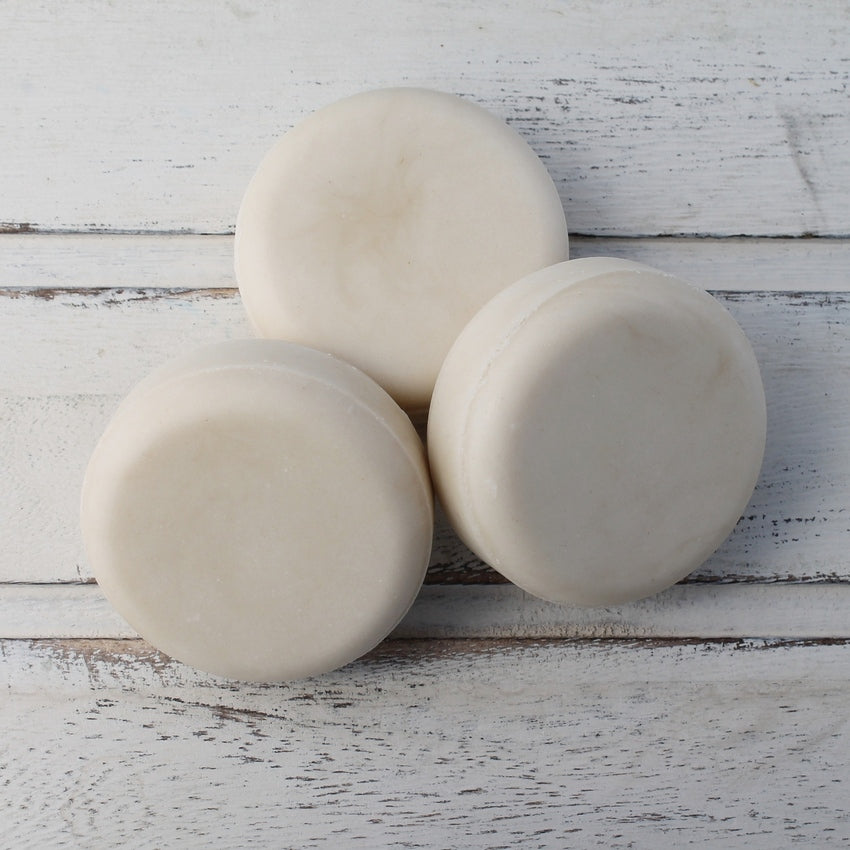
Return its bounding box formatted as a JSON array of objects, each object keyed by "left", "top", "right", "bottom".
[
  {"left": 428, "top": 258, "right": 767, "bottom": 606},
  {"left": 81, "top": 340, "right": 433, "bottom": 681},
  {"left": 235, "top": 87, "right": 568, "bottom": 416}
]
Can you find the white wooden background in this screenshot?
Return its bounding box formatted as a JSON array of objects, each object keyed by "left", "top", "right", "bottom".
[{"left": 2, "top": 1, "right": 850, "bottom": 846}]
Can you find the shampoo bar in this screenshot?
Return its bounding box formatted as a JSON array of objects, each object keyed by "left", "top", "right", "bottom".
[
  {"left": 235, "top": 87, "right": 568, "bottom": 416},
  {"left": 81, "top": 340, "right": 433, "bottom": 681},
  {"left": 428, "top": 258, "right": 767, "bottom": 606}
]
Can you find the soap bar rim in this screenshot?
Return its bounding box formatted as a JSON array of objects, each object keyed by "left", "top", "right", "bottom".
[
  {"left": 428, "top": 256, "right": 767, "bottom": 607},
  {"left": 90, "top": 339, "right": 434, "bottom": 505},
  {"left": 234, "top": 85, "right": 569, "bottom": 416},
  {"left": 81, "top": 339, "right": 434, "bottom": 682}
]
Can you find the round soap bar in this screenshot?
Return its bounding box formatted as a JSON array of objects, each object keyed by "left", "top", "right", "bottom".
[
  {"left": 81, "top": 340, "right": 433, "bottom": 681},
  {"left": 428, "top": 258, "right": 767, "bottom": 606},
  {"left": 235, "top": 87, "right": 568, "bottom": 416}
]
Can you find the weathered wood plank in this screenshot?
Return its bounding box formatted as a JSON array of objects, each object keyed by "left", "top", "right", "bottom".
[
  {"left": 3, "top": 233, "right": 849, "bottom": 292},
  {"left": 4, "top": 582, "right": 850, "bottom": 641},
  {"left": 0, "top": 0, "right": 848, "bottom": 236},
  {"left": 2, "top": 288, "right": 848, "bottom": 584},
  {"left": 2, "top": 638, "right": 849, "bottom": 847},
  {"left": 3, "top": 5, "right": 848, "bottom": 845},
  {"left": 0, "top": 233, "right": 235, "bottom": 289}
]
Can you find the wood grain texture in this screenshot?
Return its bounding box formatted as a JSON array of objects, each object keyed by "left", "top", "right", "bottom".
[
  {"left": 5, "top": 582, "right": 850, "bottom": 641},
  {"left": 0, "top": 233, "right": 235, "bottom": 289},
  {"left": 4, "top": 233, "right": 850, "bottom": 291},
  {"left": 0, "top": 0, "right": 848, "bottom": 236},
  {"left": 2, "top": 638, "right": 849, "bottom": 848},
  {"left": 2, "top": 284, "right": 849, "bottom": 584},
  {"left": 3, "top": 3, "right": 850, "bottom": 844}
]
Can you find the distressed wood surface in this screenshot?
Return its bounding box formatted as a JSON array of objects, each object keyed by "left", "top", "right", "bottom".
[
  {"left": 2, "top": 282, "right": 849, "bottom": 585},
  {"left": 2, "top": 638, "right": 849, "bottom": 848},
  {"left": 4, "top": 233, "right": 850, "bottom": 292},
  {"left": 3, "top": 3, "right": 850, "bottom": 844},
  {"left": 1, "top": 0, "right": 848, "bottom": 236},
  {"left": 5, "top": 582, "right": 850, "bottom": 641}
]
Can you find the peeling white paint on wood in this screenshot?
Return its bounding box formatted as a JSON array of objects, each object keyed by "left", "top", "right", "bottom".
[
  {"left": 2, "top": 638, "right": 849, "bottom": 848},
  {"left": 3, "top": 2, "right": 850, "bottom": 843},
  {"left": 2, "top": 287, "right": 849, "bottom": 584},
  {"left": 0, "top": 233, "right": 236, "bottom": 289},
  {"left": 4, "top": 582, "right": 850, "bottom": 641},
  {"left": 0, "top": 0, "right": 848, "bottom": 236}
]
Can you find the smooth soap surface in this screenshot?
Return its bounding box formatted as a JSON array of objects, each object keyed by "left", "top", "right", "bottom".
[
  {"left": 428, "top": 258, "right": 767, "bottom": 606},
  {"left": 235, "top": 87, "right": 568, "bottom": 416},
  {"left": 81, "top": 340, "right": 433, "bottom": 681}
]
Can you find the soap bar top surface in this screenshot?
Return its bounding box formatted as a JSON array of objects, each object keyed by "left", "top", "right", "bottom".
[
  {"left": 235, "top": 87, "right": 568, "bottom": 416},
  {"left": 428, "top": 258, "right": 767, "bottom": 606},
  {"left": 81, "top": 340, "right": 433, "bottom": 681}
]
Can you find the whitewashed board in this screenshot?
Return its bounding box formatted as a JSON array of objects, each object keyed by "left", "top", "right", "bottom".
[
  {"left": 2, "top": 0, "right": 850, "bottom": 845},
  {"left": 5, "top": 582, "right": 850, "bottom": 641},
  {"left": 1, "top": 234, "right": 849, "bottom": 292},
  {"left": 2, "top": 279, "right": 849, "bottom": 586},
  {"left": 2, "top": 638, "right": 850, "bottom": 848},
  {"left": 0, "top": 0, "right": 848, "bottom": 236}
]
